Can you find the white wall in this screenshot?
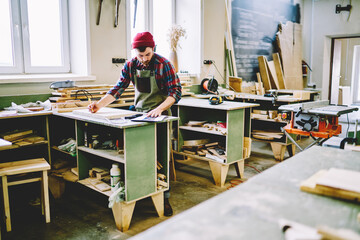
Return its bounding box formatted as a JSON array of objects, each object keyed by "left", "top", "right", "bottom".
[
  {"left": 302, "top": 0, "right": 360, "bottom": 100},
  {"left": 201, "top": 0, "right": 226, "bottom": 84}
]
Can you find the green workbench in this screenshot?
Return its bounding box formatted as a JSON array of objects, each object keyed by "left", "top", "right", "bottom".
[{"left": 130, "top": 146, "right": 360, "bottom": 239}]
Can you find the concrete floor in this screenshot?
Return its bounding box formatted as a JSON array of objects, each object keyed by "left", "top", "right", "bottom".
[{"left": 1, "top": 139, "right": 310, "bottom": 240}]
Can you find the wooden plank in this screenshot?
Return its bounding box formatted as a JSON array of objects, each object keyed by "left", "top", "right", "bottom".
[
  {"left": 72, "top": 107, "right": 135, "bottom": 120},
  {"left": 316, "top": 168, "right": 360, "bottom": 193},
  {"left": 272, "top": 53, "right": 286, "bottom": 89},
  {"left": 257, "top": 56, "right": 271, "bottom": 90},
  {"left": 0, "top": 158, "right": 50, "bottom": 176},
  {"left": 266, "top": 61, "right": 280, "bottom": 89},
  {"left": 300, "top": 169, "right": 360, "bottom": 202},
  {"left": 276, "top": 21, "right": 303, "bottom": 90}
]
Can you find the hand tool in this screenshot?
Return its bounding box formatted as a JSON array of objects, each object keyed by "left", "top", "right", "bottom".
[
  {"left": 114, "top": 0, "right": 121, "bottom": 27},
  {"left": 96, "top": 0, "right": 103, "bottom": 25}
]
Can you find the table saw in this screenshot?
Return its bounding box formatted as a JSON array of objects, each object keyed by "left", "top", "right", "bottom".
[{"left": 278, "top": 100, "right": 358, "bottom": 150}]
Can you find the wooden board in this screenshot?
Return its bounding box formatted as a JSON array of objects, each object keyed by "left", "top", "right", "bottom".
[
  {"left": 266, "top": 61, "right": 280, "bottom": 90},
  {"left": 72, "top": 107, "right": 135, "bottom": 120},
  {"left": 300, "top": 169, "right": 360, "bottom": 202},
  {"left": 257, "top": 56, "right": 271, "bottom": 90},
  {"left": 272, "top": 53, "right": 286, "bottom": 89},
  {"left": 316, "top": 168, "right": 360, "bottom": 193},
  {"left": 276, "top": 21, "right": 303, "bottom": 90}
]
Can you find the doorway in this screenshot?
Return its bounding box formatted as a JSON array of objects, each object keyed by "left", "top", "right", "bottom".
[{"left": 329, "top": 37, "right": 360, "bottom": 105}]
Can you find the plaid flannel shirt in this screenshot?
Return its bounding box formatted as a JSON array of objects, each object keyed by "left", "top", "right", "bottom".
[{"left": 107, "top": 53, "right": 182, "bottom": 103}]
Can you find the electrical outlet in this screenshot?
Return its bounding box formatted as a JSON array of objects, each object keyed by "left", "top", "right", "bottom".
[
  {"left": 203, "top": 60, "right": 213, "bottom": 65},
  {"left": 112, "top": 58, "right": 126, "bottom": 64}
]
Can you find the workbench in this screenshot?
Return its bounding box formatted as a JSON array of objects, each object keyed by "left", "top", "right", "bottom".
[
  {"left": 174, "top": 97, "right": 258, "bottom": 187},
  {"left": 130, "top": 146, "right": 360, "bottom": 240},
  {"left": 0, "top": 110, "right": 177, "bottom": 232},
  {"left": 233, "top": 92, "right": 320, "bottom": 161},
  {"left": 52, "top": 111, "right": 178, "bottom": 231}
]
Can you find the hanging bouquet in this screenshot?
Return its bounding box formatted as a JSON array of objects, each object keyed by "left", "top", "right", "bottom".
[{"left": 168, "top": 25, "right": 186, "bottom": 52}]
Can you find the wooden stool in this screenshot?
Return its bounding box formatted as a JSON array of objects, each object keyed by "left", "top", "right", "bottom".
[{"left": 0, "top": 158, "right": 51, "bottom": 232}]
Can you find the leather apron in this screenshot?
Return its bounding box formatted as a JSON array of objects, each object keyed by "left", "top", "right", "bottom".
[{"left": 133, "top": 63, "right": 170, "bottom": 115}]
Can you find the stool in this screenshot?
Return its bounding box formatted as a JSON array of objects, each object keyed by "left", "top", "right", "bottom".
[{"left": 0, "top": 158, "right": 51, "bottom": 232}]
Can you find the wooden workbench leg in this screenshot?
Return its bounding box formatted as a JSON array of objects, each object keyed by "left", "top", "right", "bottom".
[
  {"left": 287, "top": 144, "right": 296, "bottom": 157},
  {"left": 234, "top": 159, "right": 245, "bottom": 179},
  {"left": 209, "top": 162, "right": 229, "bottom": 187},
  {"left": 41, "top": 170, "right": 51, "bottom": 223},
  {"left": 151, "top": 191, "right": 164, "bottom": 217},
  {"left": 112, "top": 201, "right": 136, "bottom": 232},
  {"left": 270, "top": 142, "right": 286, "bottom": 161},
  {"left": 2, "top": 176, "right": 11, "bottom": 232}
]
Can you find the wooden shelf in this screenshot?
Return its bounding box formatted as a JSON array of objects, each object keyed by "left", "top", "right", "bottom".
[
  {"left": 77, "top": 146, "right": 125, "bottom": 163},
  {"left": 251, "top": 118, "right": 287, "bottom": 124},
  {"left": 0, "top": 141, "right": 48, "bottom": 152},
  {"left": 78, "top": 178, "right": 112, "bottom": 197},
  {"left": 173, "top": 150, "right": 226, "bottom": 164},
  {"left": 179, "top": 126, "right": 226, "bottom": 136},
  {"left": 51, "top": 146, "right": 76, "bottom": 157}
]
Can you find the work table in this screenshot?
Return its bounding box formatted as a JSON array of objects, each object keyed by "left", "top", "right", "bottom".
[{"left": 130, "top": 146, "right": 360, "bottom": 240}]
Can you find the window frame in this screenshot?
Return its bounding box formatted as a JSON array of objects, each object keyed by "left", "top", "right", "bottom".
[
  {"left": 126, "top": 0, "right": 176, "bottom": 59},
  {"left": 0, "top": 0, "right": 70, "bottom": 75}
]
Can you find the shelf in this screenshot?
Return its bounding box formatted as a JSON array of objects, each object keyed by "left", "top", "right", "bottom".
[
  {"left": 0, "top": 141, "right": 48, "bottom": 151},
  {"left": 78, "top": 146, "right": 125, "bottom": 163},
  {"left": 174, "top": 150, "right": 226, "bottom": 164},
  {"left": 78, "top": 178, "right": 113, "bottom": 197},
  {"left": 52, "top": 146, "right": 76, "bottom": 157},
  {"left": 251, "top": 118, "right": 287, "bottom": 124},
  {"left": 179, "top": 126, "right": 226, "bottom": 136}
]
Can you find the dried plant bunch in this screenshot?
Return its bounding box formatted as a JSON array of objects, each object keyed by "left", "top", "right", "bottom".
[{"left": 168, "top": 25, "right": 186, "bottom": 52}]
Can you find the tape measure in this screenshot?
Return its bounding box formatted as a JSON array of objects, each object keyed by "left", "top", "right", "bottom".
[{"left": 209, "top": 96, "right": 223, "bottom": 105}]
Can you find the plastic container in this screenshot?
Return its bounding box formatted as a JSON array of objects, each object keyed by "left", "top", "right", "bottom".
[{"left": 110, "top": 164, "right": 121, "bottom": 191}]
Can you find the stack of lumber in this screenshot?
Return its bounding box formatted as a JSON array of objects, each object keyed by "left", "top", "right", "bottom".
[
  {"left": 182, "top": 121, "right": 227, "bottom": 136},
  {"left": 50, "top": 84, "right": 135, "bottom": 112},
  {"left": 251, "top": 130, "right": 283, "bottom": 141},
  {"left": 257, "top": 21, "right": 303, "bottom": 92},
  {"left": 251, "top": 109, "right": 280, "bottom": 121},
  {"left": 257, "top": 53, "right": 286, "bottom": 92},
  {"left": 157, "top": 173, "right": 168, "bottom": 190},
  {"left": 181, "top": 139, "right": 227, "bottom": 163},
  {"left": 0, "top": 129, "right": 46, "bottom": 148},
  {"left": 178, "top": 74, "right": 193, "bottom": 96}
]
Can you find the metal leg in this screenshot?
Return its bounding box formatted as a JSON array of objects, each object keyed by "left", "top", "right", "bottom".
[{"left": 281, "top": 127, "right": 303, "bottom": 151}]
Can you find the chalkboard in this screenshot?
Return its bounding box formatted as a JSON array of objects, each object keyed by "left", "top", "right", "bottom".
[{"left": 231, "top": 0, "right": 300, "bottom": 82}]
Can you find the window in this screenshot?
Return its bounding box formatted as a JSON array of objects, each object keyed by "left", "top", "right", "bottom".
[
  {"left": 128, "top": 0, "right": 174, "bottom": 59},
  {"left": 0, "top": 0, "right": 70, "bottom": 74}
]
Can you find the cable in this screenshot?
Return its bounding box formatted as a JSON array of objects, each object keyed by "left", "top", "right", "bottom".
[
  {"left": 212, "top": 61, "right": 237, "bottom": 92},
  {"left": 74, "top": 90, "right": 93, "bottom": 100},
  {"left": 245, "top": 164, "right": 262, "bottom": 173},
  {"left": 226, "top": 179, "right": 245, "bottom": 190}
]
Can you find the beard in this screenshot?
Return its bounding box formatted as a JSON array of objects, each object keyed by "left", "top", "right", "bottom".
[{"left": 141, "top": 59, "right": 150, "bottom": 66}]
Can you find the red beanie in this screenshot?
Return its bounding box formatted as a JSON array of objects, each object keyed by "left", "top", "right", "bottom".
[{"left": 132, "top": 32, "right": 155, "bottom": 49}]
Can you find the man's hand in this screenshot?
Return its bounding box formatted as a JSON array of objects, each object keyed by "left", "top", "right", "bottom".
[
  {"left": 88, "top": 102, "right": 101, "bottom": 113},
  {"left": 146, "top": 107, "right": 163, "bottom": 118},
  {"left": 88, "top": 94, "right": 116, "bottom": 113}
]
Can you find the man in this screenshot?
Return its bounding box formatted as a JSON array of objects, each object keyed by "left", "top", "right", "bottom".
[{"left": 88, "top": 32, "right": 181, "bottom": 216}]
